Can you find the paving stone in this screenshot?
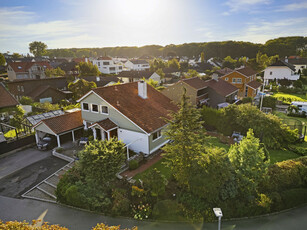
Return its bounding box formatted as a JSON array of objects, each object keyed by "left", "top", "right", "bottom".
[
  {"left": 38, "top": 182, "right": 56, "bottom": 196},
  {"left": 25, "top": 188, "right": 55, "bottom": 201}
]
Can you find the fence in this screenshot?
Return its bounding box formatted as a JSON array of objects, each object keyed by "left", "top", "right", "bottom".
[{"left": 0, "top": 134, "right": 35, "bottom": 155}]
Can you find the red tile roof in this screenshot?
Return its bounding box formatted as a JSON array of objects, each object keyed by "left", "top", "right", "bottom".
[
  {"left": 182, "top": 77, "right": 208, "bottom": 90},
  {"left": 235, "top": 66, "right": 258, "bottom": 77},
  {"left": 90, "top": 118, "right": 117, "bottom": 131},
  {"left": 37, "top": 110, "right": 83, "bottom": 135},
  {"left": 9, "top": 61, "right": 52, "bottom": 73},
  {"left": 247, "top": 80, "right": 262, "bottom": 90},
  {"left": 0, "top": 83, "right": 19, "bottom": 109},
  {"left": 91, "top": 82, "right": 178, "bottom": 133},
  {"left": 202, "top": 79, "right": 238, "bottom": 97}
]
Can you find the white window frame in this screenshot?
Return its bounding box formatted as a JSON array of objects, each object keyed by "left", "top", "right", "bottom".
[
  {"left": 232, "top": 78, "right": 236, "bottom": 83},
  {"left": 237, "top": 78, "right": 242, "bottom": 83},
  {"left": 82, "top": 102, "right": 89, "bottom": 112},
  {"left": 101, "top": 105, "right": 109, "bottom": 115},
  {"left": 152, "top": 130, "right": 162, "bottom": 141},
  {"left": 21, "top": 86, "right": 24, "bottom": 92},
  {"left": 91, "top": 104, "right": 99, "bottom": 113},
  {"left": 17, "top": 85, "right": 20, "bottom": 92}
]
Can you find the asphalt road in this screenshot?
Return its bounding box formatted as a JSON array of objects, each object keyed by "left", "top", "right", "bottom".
[
  {"left": 0, "top": 156, "right": 67, "bottom": 198},
  {"left": 0, "top": 195, "right": 307, "bottom": 230},
  {"left": 0, "top": 147, "right": 51, "bottom": 179}
]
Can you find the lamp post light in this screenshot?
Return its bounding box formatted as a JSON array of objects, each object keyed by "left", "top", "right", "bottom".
[{"left": 213, "top": 207, "right": 223, "bottom": 230}]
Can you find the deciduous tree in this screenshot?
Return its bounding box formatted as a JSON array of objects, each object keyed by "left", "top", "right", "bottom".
[
  {"left": 29, "top": 41, "right": 48, "bottom": 57},
  {"left": 77, "top": 61, "right": 100, "bottom": 77},
  {"left": 68, "top": 79, "right": 97, "bottom": 100}
]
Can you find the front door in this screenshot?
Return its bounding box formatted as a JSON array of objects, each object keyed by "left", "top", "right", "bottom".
[
  {"left": 109, "top": 128, "right": 118, "bottom": 139},
  {"left": 96, "top": 128, "right": 101, "bottom": 140}
]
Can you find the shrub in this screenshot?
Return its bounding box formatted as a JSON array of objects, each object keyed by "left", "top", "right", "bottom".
[
  {"left": 129, "top": 160, "right": 139, "bottom": 170},
  {"left": 242, "top": 97, "right": 252, "bottom": 104},
  {"left": 19, "top": 96, "right": 33, "bottom": 105},
  {"left": 152, "top": 200, "right": 186, "bottom": 221},
  {"left": 111, "top": 189, "right": 130, "bottom": 216},
  {"left": 280, "top": 188, "right": 307, "bottom": 209},
  {"left": 55, "top": 147, "right": 64, "bottom": 153},
  {"left": 142, "top": 168, "right": 168, "bottom": 197},
  {"left": 131, "top": 202, "right": 151, "bottom": 220},
  {"left": 288, "top": 145, "right": 307, "bottom": 156},
  {"left": 262, "top": 96, "right": 277, "bottom": 109}
]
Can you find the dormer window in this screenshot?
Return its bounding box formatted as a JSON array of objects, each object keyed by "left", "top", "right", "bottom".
[
  {"left": 82, "top": 102, "right": 89, "bottom": 111},
  {"left": 18, "top": 66, "right": 22, "bottom": 69},
  {"left": 101, "top": 106, "right": 108, "bottom": 115},
  {"left": 92, "top": 104, "right": 99, "bottom": 113}
]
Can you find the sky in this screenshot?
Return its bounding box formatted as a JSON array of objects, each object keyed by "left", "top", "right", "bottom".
[{"left": 0, "top": 0, "right": 307, "bottom": 54}]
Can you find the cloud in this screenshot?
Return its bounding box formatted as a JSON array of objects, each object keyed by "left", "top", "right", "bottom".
[
  {"left": 230, "top": 17, "right": 307, "bottom": 43},
  {"left": 275, "top": 2, "right": 307, "bottom": 12},
  {"left": 223, "top": 0, "right": 271, "bottom": 15}
]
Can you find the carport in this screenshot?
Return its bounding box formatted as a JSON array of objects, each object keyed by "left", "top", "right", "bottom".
[{"left": 33, "top": 110, "right": 84, "bottom": 147}]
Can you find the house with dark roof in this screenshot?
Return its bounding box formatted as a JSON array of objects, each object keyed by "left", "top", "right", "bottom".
[
  {"left": 125, "top": 59, "right": 150, "bottom": 71},
  {"left": 0, "top": 83, "right": 19, "bottom": 121},
  {"left": 211, "top": 67, "right": 233, "bottom": 79},
  {"left": 287, "top": 57, "right": 307, "bottom": 74},
  {"left": 161, "top": 77, "right": 238, "bottom": 108},
  {"left": 263, "top": 60, "right": 300, "bottom": 85},
  {"left": 8, "top": 77, "right": 69, "bottom": 102},
  {"left": 220, "top": 66, "right": 261, "bottom": 98},
  {"left": 81, "top": 76, "right": 121, "bottom": 87},
  {"left": 7, "top": 61, "right": 53, "bottom": 81},
  {"left": 57, "top": 61, "right": 79, "bottom": 77},
  {"left": 76, "top": 81, "right": 178, "bottom": 156},
  {"left": 116, "top": 71, "right": 162, "bottom": 84},
  {"left": 27, "top": 85, "right": 69, "bottom": 103},
  {"left": 191, "top": 62, "right": 213, "bottom": 73}
]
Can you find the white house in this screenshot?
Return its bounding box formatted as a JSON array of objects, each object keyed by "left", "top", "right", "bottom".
[
  {"left": 263, "top": 60, "right": 300, "bottom": 85},
  {"left": 125, "top": 59, "right": 150, "bottom": 71},
  {"left": 92, "top": 57, "right": 123, "bottom": 74},
  {"left": 117, "top": 71, "right": 162, "bottom": 84}
]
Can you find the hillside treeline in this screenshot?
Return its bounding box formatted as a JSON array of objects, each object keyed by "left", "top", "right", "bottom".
[{"left": 46, "top": 36, "right": 307, "bottom": 59}]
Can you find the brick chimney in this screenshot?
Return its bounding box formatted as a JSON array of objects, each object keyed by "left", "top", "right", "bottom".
[{"left": 138, "top": 80, "right": 147, "bottom": 99}]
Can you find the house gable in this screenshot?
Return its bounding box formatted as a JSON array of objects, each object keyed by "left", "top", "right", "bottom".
[{"left": 79, "top": 92, "right": 145, "bottom": 133}]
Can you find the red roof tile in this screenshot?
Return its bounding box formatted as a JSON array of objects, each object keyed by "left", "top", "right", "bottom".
[
  {"left": 0, "top": 83, "right": 19, "bottom": 108},
  {"left": 182, "top": 77, "right": 208, "bottom": 90},
  {"left": 38, "top": 110, "right": 83, "bottom": 135},
  {"left": 91, "top": 82, "right": 178, "bottom": 133},
  {"left": 9, "top": 61, "right": 52, "bottom": 73},
  {"left": 247, "top": 80, "right": 262, "bottom": 90},
  {"left": 202, "top": 79, "right": 238, "bottom": 97},
  {"left": 90, "top": 118, "right": 117, "bottom": 131}
]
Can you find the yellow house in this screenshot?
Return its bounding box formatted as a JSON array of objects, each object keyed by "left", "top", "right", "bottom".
[{"left": 221, "top": 66, "right": 261, "bottom": 98}]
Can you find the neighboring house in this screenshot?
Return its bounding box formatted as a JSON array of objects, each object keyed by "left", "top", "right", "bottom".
[
  {"left": 92, "top": 57, "right": 123, "bottom": 74},
  {"left": 57, "top": 61, "right": 79, "bottom": 77},
  {"left": 191, "top": 62, "right": 213, "bottom": 73},
  {"left": 8, "top": 77, "right": 68, "bottom": 101},
  {"left": 125, "top": 59, "right": 150, "bottom": 71},
  {"left": 7, "top": 61, "right": 53, "bottom": 81},
  {"left": 49, "top": 58, "right": 68, "bottom": 69},
  {"left": 287, "top": 57, "right": 307, "bottom": 74},
  {"left": 77, "top": 81, "right": 178, "bottom": 156},
  {"left": 161, "top": 77, "right": 238, "bottom": 108},
  {"left": 117, "top": 71, "right": 162, "bottom": 84},
  {"left": 27, "top": 85, "right": 68, "bottom": 103},
  {"left": 0, "top": 83, "right": 19, "bottom": 121},
  {"left": 263, "top": 60, "right": 300, "bottom": 85},
  {"left": 211, "top": 67, "right": 233, "bottom": 79},
  {"left": 220, "top": 66, "right": 260, "bottom": 98},
  {"left": 81, "top": 76, "right": 121, "bottom": 87}
]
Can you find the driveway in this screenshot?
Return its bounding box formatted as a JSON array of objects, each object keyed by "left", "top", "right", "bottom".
[
  {"left": 0, "top": 195, "right": 307, "bottom": 230},
  {"left": 0, "top": 147, "right": 51, "bottom": 179}
]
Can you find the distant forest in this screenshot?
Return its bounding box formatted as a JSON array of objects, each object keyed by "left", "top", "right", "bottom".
[{"left": 46, "top": 36, "right": 307, "bottom": 59}]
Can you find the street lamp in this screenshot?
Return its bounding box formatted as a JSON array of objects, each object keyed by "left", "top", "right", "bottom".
[{"left": 213, "top": 207, "right": 223, "bottom": 230}]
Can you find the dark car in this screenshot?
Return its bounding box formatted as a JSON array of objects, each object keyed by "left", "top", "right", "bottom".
[{"left": 37, "top": 136, "right": 52, "bottom": 150}]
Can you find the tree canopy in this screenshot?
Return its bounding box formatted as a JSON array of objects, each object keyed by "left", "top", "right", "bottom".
[
  {"left": 29, "top": 41, "right": 48, "bottom": 57},
  {"left": 0, "top": 53, "right": 5, "bottom": 66},
  {"left": 68, "top": 78, "right": 97, "bottom": 100},
  {"left": 45, "top": 67, "right": 65, "bottom": 77},
  {"left": 77, "top": 61, "right": 100, "bottom": 77}
]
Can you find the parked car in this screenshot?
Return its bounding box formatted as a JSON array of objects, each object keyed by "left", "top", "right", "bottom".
[{"left": 37, "top": 136, "right": 52, "bottom": 150}]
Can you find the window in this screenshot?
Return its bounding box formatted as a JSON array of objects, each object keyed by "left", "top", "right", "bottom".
[
  {"left": 109, "top": 67, "right": 115, "bottom": 71},
  {"left": 270, "top": 71, "right": 272, "bottom": 75},
  {"left": 101, "top": 106, "right": 108, "bottom": 114},
  {"left": 232, "top": 78, "right": 236, "bottom": 83},
  {"left": 245, "top": 86, "right": 248, "bottom": 97},
  {"left": 82, "top": 103, "right": 89, "bottom": 111},
  {"left": 98, "top": 62, "right": 100, "bottom": 66},
  {"left": 21, "top": 86, "right": 24, "bottom": 92},
  {"left": 237, "top": 78, "right": 242, "bottom": 83},
  {"left": 92, "top": 104, "right": 99, "bottom": 113},
  {"left": 17, "top": 85, "right": 20, "bottom": 92},
  {"left": 103, "top": 62, "right": 109, "bottom": 65},
  {"left": 301, "top": 66, "right": 304, "bottom": 69},
  {"left": 153, "top": 130, "right": 162, "bottom": 141},
  {"left": 225, "top": 77, "right": 229, "bottom": 81}
]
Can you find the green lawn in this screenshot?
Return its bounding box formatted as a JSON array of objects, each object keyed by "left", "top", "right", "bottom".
[
  {"left": 269, "top": 149, "right": 300, "bottom": 164},
  {"left": 134, "top": 135, "right": 303, "bottom": 179}
]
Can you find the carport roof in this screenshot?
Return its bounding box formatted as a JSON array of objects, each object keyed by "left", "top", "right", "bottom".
[{"left": 34, "top": 110, "right": 83, "bottom": 135}]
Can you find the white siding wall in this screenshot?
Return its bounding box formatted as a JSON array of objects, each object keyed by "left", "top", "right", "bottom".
[
  {"left": 264, "top": 66, "right": 300, "bottom": 84},
  {"left": 118, "top": 128, "right": 149, "bottom": 154}
]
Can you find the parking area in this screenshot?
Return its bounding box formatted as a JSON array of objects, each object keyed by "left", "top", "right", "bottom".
[{"left": 0, "top": 147, "right": 67, "bottom": 199}]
